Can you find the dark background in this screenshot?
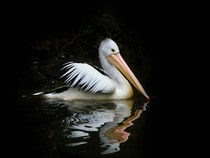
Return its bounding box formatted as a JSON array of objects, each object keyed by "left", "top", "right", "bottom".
[
  {"left": 2, "top": 1, "right": 203, "bottom": 157},
  {"left": 4, "top": 1, "right": 170, "bottom": 95}
]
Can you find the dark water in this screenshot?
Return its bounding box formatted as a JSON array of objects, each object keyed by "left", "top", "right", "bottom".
[{"left": 16, "top": 95, "right": 153, "bottom": 158}]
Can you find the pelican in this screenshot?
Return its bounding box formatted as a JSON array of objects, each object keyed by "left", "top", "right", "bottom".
[{"left": 43, "top": 38, "right": 149, "bottom": 100}]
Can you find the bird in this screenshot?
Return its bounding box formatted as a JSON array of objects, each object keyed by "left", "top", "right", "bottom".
[{"left": 42, "top": 38, "right": 149, "bottom": 100}]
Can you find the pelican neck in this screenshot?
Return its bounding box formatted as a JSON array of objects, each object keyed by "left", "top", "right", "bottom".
[{"left": 99, "top": 53, "right": 128, "bottom": 85}]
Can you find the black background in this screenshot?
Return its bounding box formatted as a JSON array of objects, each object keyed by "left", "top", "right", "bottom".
[{"left": 2, "top": 1, "right": 204, "bottom": 157}]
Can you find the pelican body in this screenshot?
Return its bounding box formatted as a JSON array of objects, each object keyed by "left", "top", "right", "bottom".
[{"left": 44, "top": 38, "right": 149, "bottom": 100}]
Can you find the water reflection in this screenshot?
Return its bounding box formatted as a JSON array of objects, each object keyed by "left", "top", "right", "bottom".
[
  {"left": 100, "top": 101, "right": 146, "bottom": 154},
  {"left": 44, "top": 99, "right": 147, "bottom": 155}
]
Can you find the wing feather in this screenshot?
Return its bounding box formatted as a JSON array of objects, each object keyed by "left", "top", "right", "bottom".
[{"left": 60, "top": 62, "right": 116, "bottom": 94}]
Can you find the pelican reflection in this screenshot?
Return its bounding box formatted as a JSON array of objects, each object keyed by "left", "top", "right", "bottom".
[
  {"left": 99, "top": 101, "right": 147, "bottom": 154},
  {"left": 45, "top": 99, "right": 147, "bottom": 155}
]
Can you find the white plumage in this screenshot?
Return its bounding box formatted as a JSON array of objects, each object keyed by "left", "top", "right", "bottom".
[
  {"left": 60, "top": 62, "right": 116, "bottom": 94},
  {"left": 43, "top": 38, "right": 149, "bottom": 100}
]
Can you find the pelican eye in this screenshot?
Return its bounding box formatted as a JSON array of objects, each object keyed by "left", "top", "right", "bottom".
[{"left": 111, "top": 48, "right": 115, "bottom": 52}]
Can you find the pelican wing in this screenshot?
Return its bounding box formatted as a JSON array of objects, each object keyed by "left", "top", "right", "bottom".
[{"left": 60, "top": 62, "right": 116, "bottom": 94}]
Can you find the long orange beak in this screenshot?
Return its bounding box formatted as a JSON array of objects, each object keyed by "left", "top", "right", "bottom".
[{"left": 107, "top": 53, "right": 149, "bottom": 100}]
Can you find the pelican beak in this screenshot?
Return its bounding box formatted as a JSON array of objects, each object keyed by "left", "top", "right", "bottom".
[{"left": 107, "top": 53, "right": 149, "bottom": 100}]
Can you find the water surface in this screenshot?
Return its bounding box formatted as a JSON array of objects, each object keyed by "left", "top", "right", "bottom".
[{"left": 17, "top": 95, "right": 150, "bottom": 158}]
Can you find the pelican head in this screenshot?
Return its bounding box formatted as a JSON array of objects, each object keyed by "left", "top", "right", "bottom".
[
  {"left": 99, "top": 38, "right": 149, "bottom": 100},
  {"left": 99, "top": 38, "right": 120, "bottom": 57}
]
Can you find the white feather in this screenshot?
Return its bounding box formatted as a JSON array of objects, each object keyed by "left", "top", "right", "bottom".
[{"left": 60, "top": 62, "right": 116, "bottom": 94}]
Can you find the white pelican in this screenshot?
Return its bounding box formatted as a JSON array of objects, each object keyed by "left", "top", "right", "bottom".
[{"left": 43, "top": 38, "right": 149, "bottom": 100}]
